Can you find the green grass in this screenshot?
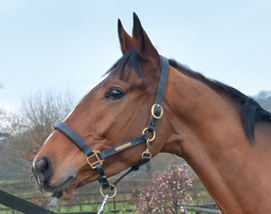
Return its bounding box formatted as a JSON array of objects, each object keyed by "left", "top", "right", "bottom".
[{"left": 0, "top": 180, "right": 23, "bottom": 185}]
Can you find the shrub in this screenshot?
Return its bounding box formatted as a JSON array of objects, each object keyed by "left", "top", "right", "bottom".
[{"left": 133, "top": 163, "right": 194, "bottom": 214}]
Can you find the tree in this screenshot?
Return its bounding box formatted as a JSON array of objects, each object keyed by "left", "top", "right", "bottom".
[
  {"left": 2, "top": 90, "right": 78, "bottom": 177},
  {"left": 253, "top": 90, "right": 271, "bottom": 112},
  {"left": 0, "top": 106, "right": 24, "bottom": 178},
  {"left": 0, "top": 108, "right": 8, "bottom": 162}
]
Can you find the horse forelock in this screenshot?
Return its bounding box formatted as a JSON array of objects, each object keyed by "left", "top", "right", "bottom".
[{"left": 105, "top": 48, "right": 143, "bottom": 80}]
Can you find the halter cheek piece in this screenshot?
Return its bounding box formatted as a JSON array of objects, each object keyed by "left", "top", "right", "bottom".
[{"left": 55, "top": 56, "right": 169, "bottom": 198}]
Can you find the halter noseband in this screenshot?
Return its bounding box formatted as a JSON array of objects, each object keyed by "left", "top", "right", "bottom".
[{"left": 55, "top": 56, "right": 169, "bottom": 198}]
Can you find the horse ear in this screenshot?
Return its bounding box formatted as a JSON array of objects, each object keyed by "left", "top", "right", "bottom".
[
  {"left": 118, "top": 19, "right": 135, "bottom": 55},
  {"left": 132, "top": 12, "right": 160, "bottom": 63}
]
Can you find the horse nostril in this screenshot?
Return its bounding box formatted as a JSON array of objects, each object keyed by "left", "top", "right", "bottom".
[
  {"left": 41, "top": 162, "right": 48, "bottom": 175},
  {"left": 35, "top": 157, "right": 52, "bottom": 183}
]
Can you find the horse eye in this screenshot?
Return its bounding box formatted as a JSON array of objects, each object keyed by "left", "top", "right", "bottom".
[{"left": 106, "top": 88, "right": 125, "bottom": 100}]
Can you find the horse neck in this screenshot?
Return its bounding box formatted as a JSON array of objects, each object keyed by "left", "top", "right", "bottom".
[{"left": 162, "top": 67, "right": 271, "bottom": 213}]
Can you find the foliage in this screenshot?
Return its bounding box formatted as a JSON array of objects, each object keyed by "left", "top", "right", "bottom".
[
  {"left": 0, "top": 107, "right": 23, "bottom": 178},
  {"left": 133, "top": 162, "right": 195, "bottom": 214},
  {"left": 253, "top": 90, "right": 271, "bottom": 112}
]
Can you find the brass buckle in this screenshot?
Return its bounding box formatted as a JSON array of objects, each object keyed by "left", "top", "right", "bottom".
[
  {"left": 86, "top": 150, "right": 104, "bottom": 169},
  {"left": 151, "top": 104, "right": 163, "bottom": 119}
]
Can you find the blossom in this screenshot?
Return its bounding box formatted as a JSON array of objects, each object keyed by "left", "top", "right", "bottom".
[{"left": 133, "top": 163, "right": 195, "bottom": 214}]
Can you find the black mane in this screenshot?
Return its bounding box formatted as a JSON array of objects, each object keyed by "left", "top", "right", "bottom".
[
  {"left": 106, "top": 49, "right": 271, "bottom": 141},
  {"left": 169, "top": 59, "right": 271, "bottom": 141}
]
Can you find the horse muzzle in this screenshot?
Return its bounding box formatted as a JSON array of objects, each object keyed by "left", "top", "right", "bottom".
[{"left": 32, "top": 156, "right": 76, "bottom": 200}]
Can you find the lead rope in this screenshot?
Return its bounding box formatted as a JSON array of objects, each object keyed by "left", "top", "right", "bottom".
[{"left": 97, "top": 194, "right": 108, "bottom": 214}]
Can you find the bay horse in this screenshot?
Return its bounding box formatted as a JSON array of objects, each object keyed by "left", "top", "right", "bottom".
[{"left": 32, "top": 13, "right": 271, "bottom": 213}]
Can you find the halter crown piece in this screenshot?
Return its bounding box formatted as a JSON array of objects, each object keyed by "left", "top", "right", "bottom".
[{"left": 55, "top": 56, "right": 169, "bottom": 198}]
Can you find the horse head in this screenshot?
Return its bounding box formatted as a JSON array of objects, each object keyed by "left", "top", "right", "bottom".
[{"left": 32, "top": 13, "right": 171, "bottom": 201}]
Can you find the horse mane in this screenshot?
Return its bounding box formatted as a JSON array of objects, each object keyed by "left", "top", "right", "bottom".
[
  {"left": 107, "top": 49, "right": 271, "bottom": 141},
  {"left": 169, "top": 59, "right": 271, "bottom": 141}
]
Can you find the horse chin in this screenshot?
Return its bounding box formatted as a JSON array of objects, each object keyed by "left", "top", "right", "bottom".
[
  {"left": 36, "top": 175, "right": 77, "bottom": 202},
  {"left": 51, "top": 177, "right": 77, "bottom": 201},
  {"left": 58, "top": 187, "right": 76, "bottom": 201},
  {"left": 46, "top": 183, "right": 76, "bottom": 208}
]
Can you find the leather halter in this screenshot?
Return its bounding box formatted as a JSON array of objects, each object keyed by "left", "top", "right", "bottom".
[{"left": 55, "top": 56, "right": 169, "bottom": 197}]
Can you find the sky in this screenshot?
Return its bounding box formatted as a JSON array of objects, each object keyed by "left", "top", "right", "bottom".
[{"left": 1, "top": 0, "right": 271, "bottom": 112}]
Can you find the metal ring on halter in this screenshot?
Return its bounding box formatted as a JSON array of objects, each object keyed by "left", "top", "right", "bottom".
[
  {"left": 141, "top": 150, "right": 152, "bottom": 159},
  {"left": 142, "top": 128, "right": 156, "bottom": 142},
  {"left": 100, "top": 186, "right": 117, "bottom": 199},
  {"left": 151, "top": 104, "right": 163, "bottom": 119}
]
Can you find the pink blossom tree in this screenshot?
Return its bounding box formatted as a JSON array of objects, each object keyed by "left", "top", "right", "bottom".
[{"left": 134, "top": 163, "right": 194, "bottom": 214}]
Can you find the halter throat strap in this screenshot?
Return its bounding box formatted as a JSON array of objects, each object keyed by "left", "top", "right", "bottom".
[
  {"left": 54, "top": 56, "right": 169, "bottom": 191},
  {"left": 148, "top": 56, "right": 169, "bottom": 132}
]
